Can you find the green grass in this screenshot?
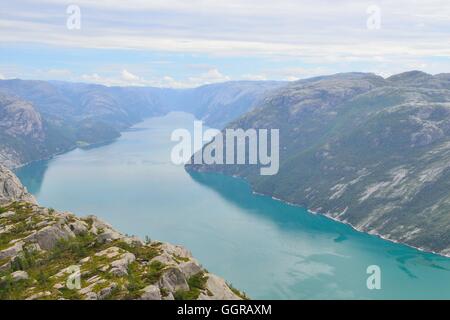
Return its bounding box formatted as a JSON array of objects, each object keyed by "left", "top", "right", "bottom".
[
  {"left": 116, "top": 241, "right": 161, "bottom": 262},
  {"left": 145, "top": 260, "right": 166, "bottom": 284},
  {"left": 173, "top": 254, "right": 190, "bottom": 263},
  {"left": 174, "top": 272, "right": 208, "bottom": 300},
  {"left": 227, "top": 283, "right": 249, "bottom": 300}
]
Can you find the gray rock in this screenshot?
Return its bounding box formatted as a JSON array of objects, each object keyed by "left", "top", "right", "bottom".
[
  {"left": 30, "top": 225, "right": 75, "bottom": 251},
  {"left": 151, "top": 252, "right": 176, "bottom": 265},
  {"left": 97, "top": 230, "right": 122, "bottom": 243},
  {"left": 139, "top": 285, "right": 161, "bottom": 300},
  {"left": 0, "top": 211, "right": 14, "bottom": 218},
  {"left": 162, "top": 292, "right": 175, "bottom": 300},
  {"left": 84, "top": 292, "right": 98, "bottom": 300},
  {"left": 202, "top": 274, "right": 242, "bottom": 300},
  {"left": 111, "top": 252, "right": 135, "bottom": 269},
  {"left": 109, "top": 267, "right": 128, "bottom": 277},
  {"left": 179, "top": 261, "right": 203, "bottom": 278},
  {"left": 26, "top": 291, "right": 51, "bottom": 300},
  {"left": 68, "top": 220, "right": 88, "bottom": 235},
  {"left": 122, "top": 236, "right": 144, "bottom": 246},
  {"left": 159, "top": 243, "right": 192, "bottom": 259},
  {"left": 158, "top": 267, "right": 189, "bottom": 293},
  {"left": 98, "top": 283, "right": 118, "bottom": 300},
  {"left": 0, "top": 241, "right": 24, "bottom": 260},
  {"left": 0, "top": 165, "right": 37, "bottom": 205},
  {"left": 11, "top": 270, "right": 29, "bottom": 282},
  {"left": 109, "top": 252, "right": 136, "bottom": 277},
  {"left": 0, "top": 260, "right": 11, "bottom": 272}
]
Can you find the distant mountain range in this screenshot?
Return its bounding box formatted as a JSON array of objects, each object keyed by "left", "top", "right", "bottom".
[
  {"left": 0, "top": 79, "right": 283, "bottom": 168},
  {"left": 187, "top": 71, "right": 450, "bottom": 256}
]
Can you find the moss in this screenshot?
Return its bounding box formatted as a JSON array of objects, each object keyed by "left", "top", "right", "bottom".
[
  {"left": 174, "top": 272, "right": 208, "bottom": 300},
  {"left": 173, "top": 254, "right": 190, "bottom": 263},
  {"left": 116, "top": 241, "right": 161, "bottom": 262},
  {"left": 10, "top": 246, "right": 41, "bottom": 271},
  {"left": 103, "top": 285, "right": 122, "bottom": 300},
  {"left": 0, "top": 231, "right": 120, "bottom": 299},
  {"left": 83, "top": 217, "right": 94, "bottom": 229},
  {"left": 50, "top": 232, "right": 96, "bottom": 262},
  {"left": 0, "top": 203, "right": 40, "bottom": 251},
  {"left": 0, "top": 275, "right": 34, "bottom": 299},
  {"left": 123, "top": 262, "right": 146, "bottom": 299},
  {"left": 227, "top": 283, "right": 249, "bottom": 300},
  {"left": 188, "top": 272, "right": 208, "bottom": 291},
  {"left": 0, "top": 257, "right": 11, "bottom": 270},
  {"left": 144, "top": 260, "right": 166, "bottom": 285},
  {"left": 80, "top": 255, "right": 110, "bottom": 275},
  {"left": 92, "top": 281, "right": 112, "bottom": 294},
  {"left": 160, "top": 287, "right": 169, "bottom": 298},
  {"left": 59, "top": 287, "right": 83, "bottom": 300}
]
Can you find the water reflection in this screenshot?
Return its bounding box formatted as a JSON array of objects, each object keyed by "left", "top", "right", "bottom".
[{"left": 15, "top": 160, "right": 49, "bottom": 195}]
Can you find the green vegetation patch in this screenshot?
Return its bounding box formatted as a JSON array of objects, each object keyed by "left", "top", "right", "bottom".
[
  {"left": 174, "top": 272, "right": 208, "bottom": 300},
  {"left": 227, "top": 283, "right": 249, "bottom": 300},
  {"left": 116, "top": 241, "right": 161, "bottom": 261},
  {"left": 145, "top": 260, "right": 166, "bottom": 284}
]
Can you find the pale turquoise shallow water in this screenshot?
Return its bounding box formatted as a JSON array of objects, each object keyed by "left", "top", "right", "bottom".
[{"left": 16, "top": 112, "right": 450, "bottom": 299}]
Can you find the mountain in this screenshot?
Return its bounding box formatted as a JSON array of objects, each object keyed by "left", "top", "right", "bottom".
[
  {"left": 0, "top": 93, "right": 75, "bottom": 168},
  {"left": 0, "top": 79, "right": 283, "bottom": 168},
  {"left": 0, "top": 164, "right": 245, "bottom": 300},
  {"left": 161, "top": 81, "right": 285, "bottom": 128},
  {"left": 187, "top": 71, "right": 450, "bottom": 256}
]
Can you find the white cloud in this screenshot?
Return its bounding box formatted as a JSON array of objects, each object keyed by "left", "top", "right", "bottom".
[
  {"left": 241, "top": 74, "right": 267, "bottom": 81},
  {"left": 46, "top": 69, "right": 72, "bottom": 77},
  {"left": 187, "top": 69, "right": 230, "bottom": 86},
  {"left": 1, "top": 0, "right": 450, "bottom": 61},
  {"left": 79, "top": 68, "right": 231, "bottom": 88},
  {"left": 0, "top": 73, "right": 5, "bottom": 80},
  {"left": 121, "top": 69, "right": 140, "bottom": 82},
  {"left": 1, "top": 0, "right": 450, "bottom": 83}
]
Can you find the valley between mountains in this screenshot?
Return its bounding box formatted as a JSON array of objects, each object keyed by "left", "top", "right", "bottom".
[{"left": 2, "top": 71, "right": 450, "bottom": 300}]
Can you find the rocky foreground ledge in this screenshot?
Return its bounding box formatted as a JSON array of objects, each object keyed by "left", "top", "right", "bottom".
[{"left": 0, "top": 165, "right": 246, "bottom": 300}]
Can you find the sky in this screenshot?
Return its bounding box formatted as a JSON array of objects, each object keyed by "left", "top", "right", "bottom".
[{"left": 1, "top": 0, "right": 450, "bottom": 88}]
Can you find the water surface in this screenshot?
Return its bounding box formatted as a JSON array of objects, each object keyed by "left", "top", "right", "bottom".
[{"left": 16, "top": 112, "right": 450, "bottom": 299}]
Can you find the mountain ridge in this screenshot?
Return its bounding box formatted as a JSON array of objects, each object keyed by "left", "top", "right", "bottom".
[
  {"left": 0, "top": 79, "right": 284, "bottom": 168},
  {"left": 186, "top": 71, "right": 450, "bottom": 256}
]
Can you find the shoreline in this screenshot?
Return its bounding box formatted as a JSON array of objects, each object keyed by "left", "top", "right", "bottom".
[
  {"left": 228, "top": 172, "right": 450, "bottom": 259},
  {"left": 13, "top": 114, "right": 450, "bottom": 260},
  {"left": 259, "top": 189, "right": 450, "bottom": 259},
  {"left": 12, "top": 136, "right": 119, "bottom": 171}
]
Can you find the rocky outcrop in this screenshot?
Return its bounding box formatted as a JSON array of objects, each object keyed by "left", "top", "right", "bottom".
[
  {"left": 0, "top": 165, "right": 36, "bottom": 205},
  {"left": 0, "top": 94, "right": 44, "bottom": 141},
  {"left": 0, "top": 165, "right": 245, "bottom": 300}
]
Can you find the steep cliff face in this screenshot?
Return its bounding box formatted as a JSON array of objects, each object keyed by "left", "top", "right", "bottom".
[
  {"left": 0, "top": 165, "right": 245, "bottom": 300},
  {"left": 0, "top": 94, "right": 46, "bottom": 168},
  {"left": 187, "top": 71, "right": 450, "bottom": 256},
  {"left": 0, "top": 165, "right": 36, "bottom": 205},
  {"left": 0, "top": 94, "right": 44, "bottom": 140}
]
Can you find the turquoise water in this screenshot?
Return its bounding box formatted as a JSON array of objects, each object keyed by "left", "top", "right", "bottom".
[{"left": 16, "top": 112, "right": 450, "bottom": 299}]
